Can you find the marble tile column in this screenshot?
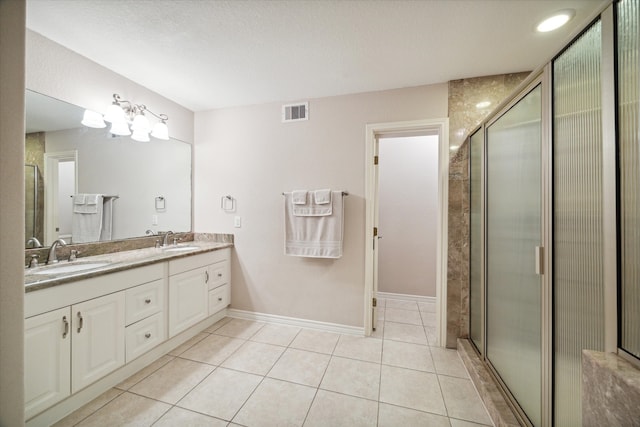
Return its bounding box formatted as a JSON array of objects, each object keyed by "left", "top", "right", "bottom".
[{"left": 445, "top": 73, "right": 530, "bottom": 348}]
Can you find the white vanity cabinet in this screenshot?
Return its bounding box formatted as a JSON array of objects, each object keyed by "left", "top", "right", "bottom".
[{"left": 168, "top": 248, "right": 230, "bottom": 337}]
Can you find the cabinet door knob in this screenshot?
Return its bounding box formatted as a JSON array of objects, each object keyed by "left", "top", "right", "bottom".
[
  {"left": 76, "top": 312, "right": 83, "bottom": 333},
  {"left": 145, "top": 298, "right": 151, "bottom": 304},
  {"left": 218, "top": 273, "right": 223, "bottom": 277},
  {"left": 205, "top": 271, "right": 209, "bottom": 283},
  {"left": 145, "top": 333, "right": 151, "bottom": 339},
  {"left": 62, "top": 316, "right": 69, "bottom": 338},
  {"left": 218, "top": 297, "right": 223, "bottom": 302}
]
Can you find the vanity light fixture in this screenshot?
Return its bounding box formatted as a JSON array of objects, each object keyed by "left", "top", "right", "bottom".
[
  {"left": 536, "top": 9, "right": 575, "bottom": 33},
  {"left": 81, "top": 93, "right": 170, "bottom": 142}
]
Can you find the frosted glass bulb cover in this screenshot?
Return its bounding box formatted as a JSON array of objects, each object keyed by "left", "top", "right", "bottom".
[
  {"left": 131, "top": 114, "right": 151, "bottom": 133},
  {"left": 151, "top": 122, "right": 169, "bottom": 140},
  {"left": 104, "top": 104, "right": 126, "bottom": 123},
  {"left": 536, "top": 10, "right": 574, "bottom": 32},
  {"left": 131, "top": 129, "right": 151, "bottom": 142},
  {"left": 81, "top": 110, "right": 106, "bottom": 128},
  {"left": 109, "top": 120, "right": 131, "bottom": 136}
]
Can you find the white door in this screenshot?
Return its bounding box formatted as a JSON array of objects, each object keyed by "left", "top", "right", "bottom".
[
  {"left": 72, "top": 292, "right": 125, "bottom": 392},
  {"left": 44, "top": 151, "right": 77, "bottom": 245},
  {"left": 169, "top": 267, "right": 209, "bottom": 337},
  {"left": 24, "top": 307, "right": 71, "bottom": 419}
]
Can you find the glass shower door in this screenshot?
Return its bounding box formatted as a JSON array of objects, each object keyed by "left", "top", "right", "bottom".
[{"left": 486, "top": 84, "right": 542, "bottom": 426}]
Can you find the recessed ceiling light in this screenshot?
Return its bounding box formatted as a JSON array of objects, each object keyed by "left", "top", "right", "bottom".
[
  {"left": 476, "top": 101, "right": 491, "bottom": 109},
  {"left": 537, "top": 10, "right": 575, "bottom": 33}
]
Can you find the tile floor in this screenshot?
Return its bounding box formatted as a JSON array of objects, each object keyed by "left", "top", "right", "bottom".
[{"left": 53, "top": 298, "right": 493, "bottom": 427}]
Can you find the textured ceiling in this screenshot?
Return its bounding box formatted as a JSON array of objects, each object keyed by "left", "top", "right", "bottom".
[{"left": 26, "top": 0, "right": 605, "bottom": 112}]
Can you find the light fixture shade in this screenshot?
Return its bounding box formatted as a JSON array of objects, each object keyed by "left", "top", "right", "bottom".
[
  {"left": 131, "top": 128, "right": 151, "bottom": 142},
  {"left": 104, "top": 104, "right": 126, "bottom": 123},
  {"left": 151, "top": 121, "right": 169, "bottom": 140},
  {"left": 109, "top": 120, "right": 131, "bottom": 136},
  {"left": 131, "top": 114, "right": 151, "bottom": 133},
  {"left": 81, "top": 109, "right": 106, "bottom": 128}
]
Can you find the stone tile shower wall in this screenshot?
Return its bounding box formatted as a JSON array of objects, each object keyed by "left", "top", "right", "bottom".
[{"left": 446, "top": 73, "right": 530, "bottom": 348}]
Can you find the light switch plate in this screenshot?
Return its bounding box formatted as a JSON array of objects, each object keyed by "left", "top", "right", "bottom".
[{"left": 234, "top": 216, "right": 241, "bottom": 228}]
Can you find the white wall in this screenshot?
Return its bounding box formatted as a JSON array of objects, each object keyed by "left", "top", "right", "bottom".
[
  {"left": 378, "top": 135, "right": 439, "bottom": 297},
  {"left": 26, "top": 30, "right": 194, "bottom": 144},
  {"left": 195, "top": 85, "right": 447, "bottom": 327},
  {"left": 0, "top": 0, "right": 26, "bottom": 425}
]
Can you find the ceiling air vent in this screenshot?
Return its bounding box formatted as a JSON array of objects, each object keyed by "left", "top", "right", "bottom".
[{"left": 282, "top": 102, "right": 309, "bottom": 123}]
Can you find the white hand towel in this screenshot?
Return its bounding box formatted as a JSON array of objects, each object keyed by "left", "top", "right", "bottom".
[
  {"left": 72, "top": 195, "right": 104, "bottom": 243},
  {"left": 86, "top": 194, "right": 100, "bottom": 205},
  {"left": 292, "top": 190, "right": 308, "bottom": 204},
  {"left": 314, "top": 189, "right": 332, "bottom": 204},
  {"left": 73, "top": 194, "right": 100, "bottom": 214},
  {"left": 74, "top": 194, "right": 86, "bottom": 205}
]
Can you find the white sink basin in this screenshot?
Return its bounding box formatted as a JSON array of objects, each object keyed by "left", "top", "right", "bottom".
[
  {"left": 28, "top": 262, "right": 111, "bottom": 275},
  {"left": 161, "top": 245, "right": 199, "bottom": 253}
]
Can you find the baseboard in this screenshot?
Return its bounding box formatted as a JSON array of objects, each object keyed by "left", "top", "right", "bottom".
[
  {"left": 227, "top": 308, "right": 364, "bottom": 336},
  {"left": 377, "top": 291, "right": 436, "bottom": 303}
]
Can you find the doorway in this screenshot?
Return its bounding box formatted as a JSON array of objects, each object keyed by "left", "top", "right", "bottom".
[
  {"left": 44, "top": 150, "right": 77, "bottom": 245},
  {"left": 364, "top": 119, "right": 449, "bottom": 344}
]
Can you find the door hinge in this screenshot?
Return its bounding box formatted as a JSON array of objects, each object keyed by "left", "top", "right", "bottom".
[
  {"left": 374, "top": 155, "right": 379, "bottom": 165},
  {"left": 373, "top": 297, "right": 377, "bottom": 307},
  {"left": 373, "top": 227, "right": 378, "bottom": 237},
  {"left": 535, "top": 246, "right": 544, "bottom": 275}
]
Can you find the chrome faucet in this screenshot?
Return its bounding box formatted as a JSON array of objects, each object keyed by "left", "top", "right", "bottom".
[
  {"left": 47, "top": 239, "right": 67, "bottom": 265},
  {"left": 26, "top": 237, "right": 43, "bottom": 248},
  {"left": 162, "top": 231, "right": 174, "bottom": 247}
]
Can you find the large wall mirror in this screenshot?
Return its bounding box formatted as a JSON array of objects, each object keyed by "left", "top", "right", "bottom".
[{"left": 25, "top": 90, "right": 192, "bottom": 248}]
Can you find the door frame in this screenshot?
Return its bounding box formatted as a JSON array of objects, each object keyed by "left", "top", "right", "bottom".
[
  {"left": 364, "top": 118, "right": 449, "bottom": 344},
  {"left": 44, "top": 150, "right": 77, "bottom": 245}
]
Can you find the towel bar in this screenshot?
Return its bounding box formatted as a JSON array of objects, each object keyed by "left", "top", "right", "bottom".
[{"left": 282, "top": 191, "right": 349, "bottom": 196}]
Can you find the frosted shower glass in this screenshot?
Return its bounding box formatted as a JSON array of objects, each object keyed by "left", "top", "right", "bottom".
[
  {"left": 553, "top": 20, "right": 604, "bottom": 426},
  {"left": 469, "top": 129, "right": 483, "bottom": 352},
  {"left": 619, "top": 0, "right": 640, "bottom": 361},
  {"left": 486, "top": 85, "right": 542, "bottom": 426}
]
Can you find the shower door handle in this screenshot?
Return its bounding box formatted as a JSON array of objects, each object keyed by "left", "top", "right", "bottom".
[{"left": 535, "top": 246, "right": 544, "bottom": 275}]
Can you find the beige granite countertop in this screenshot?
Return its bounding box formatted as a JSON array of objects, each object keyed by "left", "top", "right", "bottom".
[{"left": 25, "top": 241, "right": 233, "bottom": 293}]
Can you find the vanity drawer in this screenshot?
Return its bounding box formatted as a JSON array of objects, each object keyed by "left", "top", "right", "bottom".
[
  {"left": 125, "top": 312, "right": 165, "bottom": 362},
  {"left": 208, "top": 283, "right": 230, "bottom": 315},
  {"left": 208, "top": 260, "right": 230, "bottom": 290},
  {"left": 125, "top": 279, "right": 165, "bottom": 326}
]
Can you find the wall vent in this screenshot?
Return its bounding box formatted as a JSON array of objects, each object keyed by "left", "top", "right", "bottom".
[{"left": 282, "top": 102, "right": 309, "bottom": 122}]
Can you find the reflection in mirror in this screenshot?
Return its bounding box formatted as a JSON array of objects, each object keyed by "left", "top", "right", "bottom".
[{"left": 25, "top": 90, "right": 192, "bottom": 248}]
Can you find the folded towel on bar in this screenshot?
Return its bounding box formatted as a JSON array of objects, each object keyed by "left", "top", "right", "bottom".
[
  {"left": 314, "top": 189, "right": 332, "bottom": 205},
  {"left": 291, "top": 188, "right": 332, "bottom": 216},
  {"left": 73, "top": 194, "right": 101, "bottom": 214},
  {"left": 100, "top": 196, "right": 115, "bottom": 241},
  {"left": 292, "top": 190, "right": 308, "bottom": 204},
  {"left": 284, "top": 190, "right": 344, "bottom": 259},
  {"left": 72, "top": 195, "right": 104, "bottom": 243}
]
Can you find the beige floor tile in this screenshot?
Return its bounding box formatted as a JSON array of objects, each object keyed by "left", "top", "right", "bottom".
[
  {"left": 168, "top": 332, "right": 209, "bottom": 356},
  {"left": 385, "top": 299, "right": 419, "bottom": 311},
  {"left": 425, "top": 325, "right": 438, "bottom": 346},
  {"left": 249, "top": 323, "right": 301, "bottom": 346},
  {"left": 180, "top": 333, "right": 245, "bottom": 365},
  {"left": 233, "top": 378, "right": 316, "bottom": 427},
  {"left": 420, "top": 311, "right": 437, "bottom": 327},
  {"left": 333, "top": 335, "right": 383, "bottom": 363},
  {"left": 377, "top": 298, "right": 387, "bottom": 308},
  {"left": 290, "top": 329, "right": 340, "bottom": 354},
  {"left": 449, "top": 418, "right": 493, "bottom": 427},
  {"left": 379, "top": 365, "right": 447, "bottom": 415},
  {"left": 52, "top": 388, "right": 123, "bottom": 427},
  {"left": 440, "top": 376, "right": 492, "bottom": 425},
  {"left": 213, "top": 318, "right": 264, "bottom": 339},
  {"left": 382, "top": 340, "right": 434, "bottom": 372},
  {"left": 378, "top": 307, "right": 386, "bottom": 320},
  {"left": 204, "top": 316, "right": 233, "bottom": 333},
  {"left": 378, "top": 403, "right": 450, "bottom": 427},
  {"left": 304, "top": 389, "right": 378, "bottom": 427},
  {"left": 221, "top": 340, "right": 285, "bottom": 375},
  {"left": 320, "top": 356, "right": 380, "bottom": 400},
  {"left": 267, "top": 348, "right": 330, "bottom": 387},
  {"left": 154, "top": 406, "right": 227, "bottom": 427},
  {"left": 418, "top": 301, "right": 437, "bottom": 313},
  {"left": 76, "top": 392, "right": 170, "bottom": 427},
  {"left": 430, "top": 347, "right": 469, "bottom": 378},
  {"left": 130, "top": 357, "right": 215, "bottom": 404},
  {"left": 384, "top": 321, "right": 428, "bottom": 345},
  {"left": 178, "top": 367, "right": 262, "bottom": 421},
  {"left": 116, "top": 355, "right": 175, "bottom": 390},
  {"left": 385, "top": 308, "right": 423, "bottom": 325}
]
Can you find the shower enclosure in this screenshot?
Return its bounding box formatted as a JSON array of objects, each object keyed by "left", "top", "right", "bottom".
[{"left": 25, "top": 164, "right": 43, "bottom": 246}]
